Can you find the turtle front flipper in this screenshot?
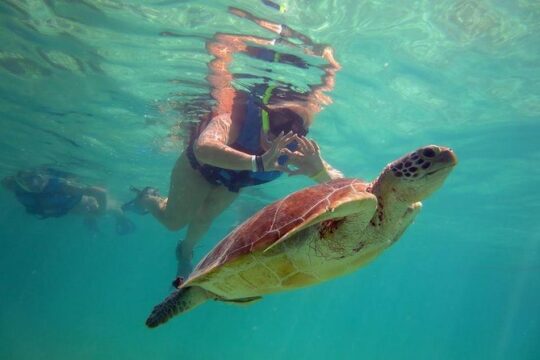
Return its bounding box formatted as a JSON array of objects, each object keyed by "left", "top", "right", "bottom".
[
  {"left": 146, "top": 286, "right": 213, "bottom": 328},
  {"left": 390, "top": 202, "right": 422, "bottom": 244},
  {"left": 264, "top": 191, "right": 377, "bottom": 252}
]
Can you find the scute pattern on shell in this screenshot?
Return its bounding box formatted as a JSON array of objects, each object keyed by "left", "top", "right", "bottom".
[{"left": 189, "top": 178, "right": 368, "bottom": 281}]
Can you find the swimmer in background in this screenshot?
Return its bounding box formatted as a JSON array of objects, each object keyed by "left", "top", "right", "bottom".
[
  {"left": 2, "top": 168, "right": 135, "bottom": 236},
  {"left": 125, "top": 7, "right": 343, "bottom": 279}
]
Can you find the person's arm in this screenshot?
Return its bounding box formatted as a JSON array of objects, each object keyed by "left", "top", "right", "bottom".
[
  {"left": 193, "top": 114, "right": 251, "bottom": 170},
  {"left": 310, "top": 160, "right": 344, "bottom": 183},
  {"left": 281, "top": 137, "right": 344, "bottom": 182},
  {"left": 194, "top": 114, "right": 298, "bottom": 172},
  {"left": 63, "top": 182, "right": 107, "bottom": 215}
]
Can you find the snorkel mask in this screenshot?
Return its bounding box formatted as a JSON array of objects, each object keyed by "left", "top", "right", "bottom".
[
  {"left": 14, "top": 170, "right": 48, "bottom": 193},
  {"left": 258, "top": 85, "right": 308, "bottom": 166},
  {"left": 261, "top": 105, "right": 307, "bottom": 165}
]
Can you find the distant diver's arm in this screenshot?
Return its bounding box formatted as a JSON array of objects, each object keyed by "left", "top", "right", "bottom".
[
  {"left": 64, "top": 182, "right": 108, "bottom": 215},
  {"left": 82, "top": 186, "right": 107, "bottom": 215}
]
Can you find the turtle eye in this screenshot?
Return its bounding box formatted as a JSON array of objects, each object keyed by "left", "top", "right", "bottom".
[{"left": 423, "top": 148, "right": 436, "bottom": 158}]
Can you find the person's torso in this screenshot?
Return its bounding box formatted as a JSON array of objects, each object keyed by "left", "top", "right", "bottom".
[{"left": 189, "top": 86, "right": 282, "bottom": 192}]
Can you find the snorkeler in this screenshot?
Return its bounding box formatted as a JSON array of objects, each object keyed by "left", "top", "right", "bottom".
[
  {"left": 2, "top": 168, "right": 135, "bottom": 236},
  {"left": 124, "top": 7, "right": 343, "bottom": 278}
]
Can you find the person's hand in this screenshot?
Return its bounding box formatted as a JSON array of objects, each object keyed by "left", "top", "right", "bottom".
[
  {"left": 261, "top": 131, "right": 298, "bottom": 171},
  {"left": 280, "top": 137, "right": 326, "bottom": 177}
]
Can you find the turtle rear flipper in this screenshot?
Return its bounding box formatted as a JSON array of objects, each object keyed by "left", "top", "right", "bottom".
[{"left": 146, "top": 286, "right": 213, "bottom": 328}]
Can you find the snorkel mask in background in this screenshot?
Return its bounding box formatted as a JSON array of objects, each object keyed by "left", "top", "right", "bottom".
[{"left": 14, "top": 170, "right": 49, "bottom": 193}]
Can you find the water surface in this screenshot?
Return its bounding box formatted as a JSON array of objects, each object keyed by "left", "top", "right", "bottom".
[{"left": 1, "top": 1, "right": 539, "bottom": 359}]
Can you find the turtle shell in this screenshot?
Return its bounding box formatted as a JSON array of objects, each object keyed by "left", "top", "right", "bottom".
[{"left": 187, "top": 178, "right": 368, "bottom": 283}]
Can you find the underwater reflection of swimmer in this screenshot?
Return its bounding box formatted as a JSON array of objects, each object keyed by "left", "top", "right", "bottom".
[
  {"left": 1, "top": 168, "right": 135, "bottom": 236},
  {"left": 125, "top": 7, "right": 343, "bottom": 279}
]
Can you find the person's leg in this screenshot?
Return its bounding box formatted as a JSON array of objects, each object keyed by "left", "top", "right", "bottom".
[
  {"left": 176, "top": 185, "right": 239, "bottom": 276},
  {"left": 141, "top": 152, "right": 214, "bottom": 231}
]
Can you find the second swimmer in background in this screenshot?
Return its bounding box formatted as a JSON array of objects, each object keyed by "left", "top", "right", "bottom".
[{"left": 2, "top": 168, "right": 135, "bottom": 236}]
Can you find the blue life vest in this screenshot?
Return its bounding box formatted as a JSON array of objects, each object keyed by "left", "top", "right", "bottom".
[{"left": 188, "top": 85, "right": 284, "bottom": 192}]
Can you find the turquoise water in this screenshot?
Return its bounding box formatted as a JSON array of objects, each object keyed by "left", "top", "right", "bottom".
[{"left": 1, "top": 0, "right": 539, "bottom": 359}]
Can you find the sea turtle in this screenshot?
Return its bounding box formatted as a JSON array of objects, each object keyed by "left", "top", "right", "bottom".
[{"left": 146, "top": 145, "right": 457, "bottom": 328}]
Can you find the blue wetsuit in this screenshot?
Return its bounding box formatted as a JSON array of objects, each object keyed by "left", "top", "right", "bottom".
[{"left": 14, "top": 177, "right": 82, "bottom": 218}]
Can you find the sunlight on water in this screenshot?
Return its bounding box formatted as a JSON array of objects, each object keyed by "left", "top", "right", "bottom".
[{"left": 1, "top": 1, "right": 539, "bottom": 359}]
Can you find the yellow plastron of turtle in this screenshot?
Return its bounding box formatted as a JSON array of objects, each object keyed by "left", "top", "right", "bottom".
[{"left": 146, "top": 145, "right": 458, "bottom": 328}]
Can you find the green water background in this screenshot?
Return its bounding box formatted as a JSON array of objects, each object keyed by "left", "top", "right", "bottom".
[{"left": 0, "top": 1, "right": 539, "bottom": 359}]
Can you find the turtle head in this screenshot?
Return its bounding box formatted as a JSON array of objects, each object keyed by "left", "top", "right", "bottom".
[{"left": 374, "top": 145, "right": 458, "bottom": 203}]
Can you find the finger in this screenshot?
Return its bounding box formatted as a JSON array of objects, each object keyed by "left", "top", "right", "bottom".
[
  {"left": 272, "top": 131, "right": 289, "bottom": 145},
  {"left": 310, "top": 139, "right": 320, "bottom": 153},
  {"left": 296, "top": 136, "right": 313, "bottom": 153},
  {"left": 275, "top": 131, "right": 286, "bottom": 143},
  {"left": 276, "top": 132, "right": 297, "bottom": 150},
  {"left": 280, "top": 149, "right": 303, "bottom": 159},
  {"left": 280, "top": 148, "right": 295, "bottom": 157},
  {"left": 282, "top": 131, "right": 297, "bottom": 143},
  {"left": 301, "top": 137, "right": 316, "bottom": 154},
  {"left": 268, "top": 131, "right": 285, "bottom": 151}
]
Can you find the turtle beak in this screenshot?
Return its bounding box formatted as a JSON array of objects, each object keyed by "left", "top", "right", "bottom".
[
  {"left": 438, "top": 146, "right": 458, "bottom": 167},
  {"left": 420, "top": 145, "right": 458, "bottom": 176}
]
